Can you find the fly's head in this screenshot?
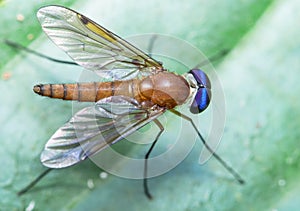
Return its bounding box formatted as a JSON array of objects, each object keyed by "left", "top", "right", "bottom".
[{"left": 185, "top": 69, "right": 211, "bottom": 114}]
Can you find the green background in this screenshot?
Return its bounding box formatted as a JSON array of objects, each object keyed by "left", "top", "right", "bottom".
[{"left": 1, "top": 0, "right": 300, "bottom": 210}]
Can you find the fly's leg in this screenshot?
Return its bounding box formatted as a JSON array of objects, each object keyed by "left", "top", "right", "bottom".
[
  {"left": 146, "top": 35, "right": 163, "bottom": 66},
  {"left": 193, "top": 49, "right": 229, "bottom": 68},
  {"left": 5, "top": 40, "right": 70, "bottom": 196},
  {"left": 18, "top": 168, "right": 52, "bottom": 195},
  {"left": 147, "top": 34, "right": 158, "bottom": 58},
  {"left": 5, "top": 40, "right": 77, "bottom": 65},
  {"left": 170, "top": 109, "right": 245, "bottom": 184},
  {"left": 143, "top": 119, "right": 164, "bottom": 200}
]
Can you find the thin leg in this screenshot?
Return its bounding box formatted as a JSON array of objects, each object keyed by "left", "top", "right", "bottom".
[
  {"left": 194, "top": 49, "right": 229, "bottom": 68},
  {"left": 143, "top": 119, "right": 164, "bottom": 200},
  {"left": 170, "top": 109, "right": 245, "bottom": 184},
  {"left": 146, "top": 34, "right": 163, "bottom": 65},
  {"left": 147, "top": 34, "right": 158, "bottom": 58},
  {"left": 5, "top": 40, "right": 77, "bottom": 65},
  {"left": 18, "top": 168, "right": 52, "bottom": 196}
]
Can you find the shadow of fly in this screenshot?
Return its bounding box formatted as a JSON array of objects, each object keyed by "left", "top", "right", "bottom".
[{"left": 10, "top": 5, "right": 244, "bottom": 199}]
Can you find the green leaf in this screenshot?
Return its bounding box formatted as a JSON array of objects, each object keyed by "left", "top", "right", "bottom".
[
  {"left": 2, "top": 0, "right": 299, "bottom": 210},
  {"left": 0, "top": 0, "right": 78, "bottom": 70}
]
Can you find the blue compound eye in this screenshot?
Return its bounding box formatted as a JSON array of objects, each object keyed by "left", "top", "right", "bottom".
[
  {"left": 189, "top": 69, "right": 211, "bottom": 114},
  {"left": 190, "top": 69, "right": 211, "bottom": 89},
  {"left": 190, "top": 88, "right": 211, "bottom": 113}
]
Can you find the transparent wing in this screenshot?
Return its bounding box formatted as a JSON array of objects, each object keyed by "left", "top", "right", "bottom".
[
  {"left": 41, "top": 96, "right": 165, "bottom": 168},
  {"left": 37, "top": 5, "right": 163, "bottom": 80}
]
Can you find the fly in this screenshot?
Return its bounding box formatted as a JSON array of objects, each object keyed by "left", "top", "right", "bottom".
[{"left": 15, "top": 5, "right": 245, "bottom": 199}]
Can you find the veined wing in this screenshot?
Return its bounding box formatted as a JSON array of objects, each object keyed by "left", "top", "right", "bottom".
[
  {"left": 41, "top": 96, "right": 165, "bottom": 168},
  {"left": 37, "top": 6, "right": 163, "bottom": 80}
]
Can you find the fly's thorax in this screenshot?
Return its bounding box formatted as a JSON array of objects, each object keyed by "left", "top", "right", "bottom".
[{"left": 139, "top": 72, "right": 190, "bottom": 109}]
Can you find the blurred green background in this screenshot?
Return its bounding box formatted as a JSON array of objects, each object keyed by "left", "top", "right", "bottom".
[{"left": 1, "top": 0, "right": 300, "bottom": 210}]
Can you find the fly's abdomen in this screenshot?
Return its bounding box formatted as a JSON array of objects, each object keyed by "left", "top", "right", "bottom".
[{"left": 33, "top": 80, "right": 140, "bottom": 102}]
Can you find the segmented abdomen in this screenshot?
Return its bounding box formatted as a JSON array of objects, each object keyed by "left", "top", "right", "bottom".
[{"left": 33, "top": 80, "right": 140, "bottom": 102}]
